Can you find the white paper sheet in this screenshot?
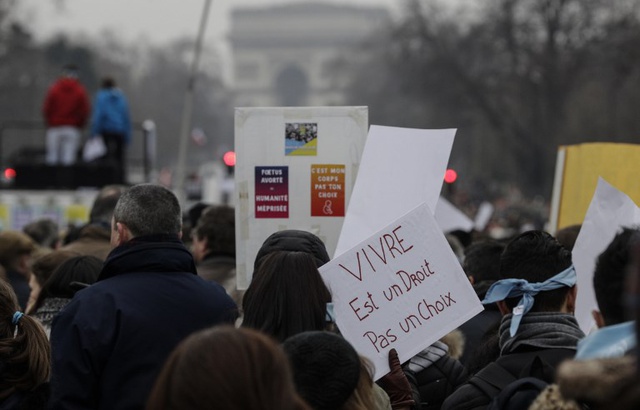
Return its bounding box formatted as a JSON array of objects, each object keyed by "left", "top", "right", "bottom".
[
  {"left": 335, "top": 126, "right": 455, "bottom": 257},
  {"left": 572, "top": 177, "right": 640, "bottom": 332},
  {"left": 321, "top": 202, "right": 483, "bottom": 380}
]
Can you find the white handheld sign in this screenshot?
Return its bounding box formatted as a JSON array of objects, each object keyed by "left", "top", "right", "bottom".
[{"left": 320, "top": 202, "right": 483, "bottom": 380}]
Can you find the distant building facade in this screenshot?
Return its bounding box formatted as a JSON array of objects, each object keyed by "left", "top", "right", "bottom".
[{"left": 228, "top": 2, "right": 390, "bottom": 107}]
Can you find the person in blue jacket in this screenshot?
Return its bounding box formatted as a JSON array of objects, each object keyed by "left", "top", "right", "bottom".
[
  {"left": 90, "top": 77, "right": 131, "bottom": 184},
  {"left": 49, "top": 184, "right": 238, "bottom": 410}
]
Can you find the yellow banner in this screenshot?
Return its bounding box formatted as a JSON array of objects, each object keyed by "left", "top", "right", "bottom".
[{"left": 557, "top": 142, "right": 640, "bottom": 229}]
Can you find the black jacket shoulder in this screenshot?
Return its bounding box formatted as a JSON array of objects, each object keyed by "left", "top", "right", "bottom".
[
  {"left": 414, "top": 354, "right": 468, "bottom": 410},
  {"left": 441, "top": 348, "right": 576, "bottom": 410}
]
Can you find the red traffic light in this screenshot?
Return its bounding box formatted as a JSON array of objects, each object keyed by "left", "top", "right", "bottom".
[
  {"left": 223, "top": 151, "right": 236, "bottom": 167},
  {"left": 444, "top": 169, "right": 457, "bottom": 184},
  {"left": 4, "top": 168, "right": 16, "bottom": 179}
]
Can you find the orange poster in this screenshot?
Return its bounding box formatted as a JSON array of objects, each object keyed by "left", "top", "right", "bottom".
[{"left": 311, "top": 164, "right": 345, "bottom": 217}]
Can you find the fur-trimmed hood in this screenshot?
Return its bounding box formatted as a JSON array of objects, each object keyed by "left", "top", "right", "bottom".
[
  {"left": 440, "top": 329, "right": 465, "bottom": 360},
  {"left": 529, "top": 355, "right": 640, "bottom": 410}
]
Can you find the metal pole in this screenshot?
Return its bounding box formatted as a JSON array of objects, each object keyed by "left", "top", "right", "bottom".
[{"left": 174, "top": 0, "right": 213, "bottom": 205}]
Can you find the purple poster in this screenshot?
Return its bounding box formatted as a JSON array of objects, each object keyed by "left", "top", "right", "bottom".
[{"left": 255, "top": 166, "right": 289, "bottom": 218}]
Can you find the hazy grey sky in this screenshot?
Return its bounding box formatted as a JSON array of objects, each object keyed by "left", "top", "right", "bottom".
[{"left": 18, "top": 0, "right": 401, "bottom": 47}]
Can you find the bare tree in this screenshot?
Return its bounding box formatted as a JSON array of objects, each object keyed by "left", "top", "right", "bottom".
[{"left": 340, "top": 0, "right": 640, "bottom": 197}]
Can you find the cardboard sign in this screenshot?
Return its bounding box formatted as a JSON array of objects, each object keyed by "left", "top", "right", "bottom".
[
  {"left": 550, "top": 142, "right": 640, "bottom": 232},
  {"left": 311, "top": 164, "right": 345, "bottom": 217},
  {"left": 335, "top": 126, "right": 456, "bottom": 257},
  {"left": 320, "top": 202, "right": 483, "bottom": 380},
  {"left": 572, "top": 178, "right": 640, "bottom": 332}
]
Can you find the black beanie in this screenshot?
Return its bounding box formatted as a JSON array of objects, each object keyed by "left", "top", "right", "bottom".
[
  {"left": 283, "top": 331, "right": 361, "bottom": 410},
  {"left": 254, "top": 230, "right": 330, "bottom": 270}
]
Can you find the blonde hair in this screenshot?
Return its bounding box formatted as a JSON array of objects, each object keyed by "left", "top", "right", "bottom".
[{"left": 340, "top": 356, "right": 378, "bottom": 410}]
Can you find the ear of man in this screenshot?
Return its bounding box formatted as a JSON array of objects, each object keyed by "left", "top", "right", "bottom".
[
  {"left": 497, "top": 300, "right": 510, "bottom": 316},
  {"left": 113, "top": 222, "right": 133, "bottom": 246},
  {"left": 591, "top": 309, "right": 606, "bottom": 328},
  {"left": 563, "top": 286, "right": 578, "bottom": 315}
]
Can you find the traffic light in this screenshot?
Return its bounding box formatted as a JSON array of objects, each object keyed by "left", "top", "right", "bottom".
[
  {"left": 223, "top": 151, "right": 236, "bottom": 167},
  {"left": 4, "top": 168, "right": 16, "bottom": 180},
  {"left": 223, "top": 151, "right": 236, "bottom": 176},
  {"left": 444, "top": 169, "right": 457, "bottom": 184}
]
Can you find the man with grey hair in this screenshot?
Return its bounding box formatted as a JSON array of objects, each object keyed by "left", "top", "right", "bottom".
[{"left": 49, "top": 184, "right": 238, "bottom": 410}]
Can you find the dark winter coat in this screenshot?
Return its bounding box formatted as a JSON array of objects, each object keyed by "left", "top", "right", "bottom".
[
  {"left": 0, "top": 383, "right": 49, "bottom": 410},
  {"left": 60, "top": 224, "right": 112, "bottom": 261},
  {"left": 7, "top": 269, "right": 30, "bottom": 311},
  {"left": 458, "top": 308, "right": 502, "bottom": 367},
  {"left": 49, "top": 235, "right": 238, "bottom": 410},
  {"left": 407, "top": 340, "right": 469, "bottom": 410},
  {"left": 197, "top": 254, "right": 243, "bottom": 307},
  {"left": 441, "top": 313, "right": 584, "bottom": 410}
]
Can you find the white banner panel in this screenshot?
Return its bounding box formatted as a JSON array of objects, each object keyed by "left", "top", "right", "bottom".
[{"left": 234, "top": 107, "right": 368, "bottom": 289}]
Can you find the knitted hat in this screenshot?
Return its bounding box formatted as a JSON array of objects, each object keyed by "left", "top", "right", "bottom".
[
  {"left": 254, "top": 230, "right": 330, "bottom": 270},
  {"left": 283, "top": 331, "right": 361, "bottom": 410},
  {"left": 0, "top": 231, "right": 36, "bottom": 267}
]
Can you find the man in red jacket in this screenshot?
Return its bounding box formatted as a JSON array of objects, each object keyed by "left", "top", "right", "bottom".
[{"left": 42, "top": 64, "right": 90, "bottom": 165}]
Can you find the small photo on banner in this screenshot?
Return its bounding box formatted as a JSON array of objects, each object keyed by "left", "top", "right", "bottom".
[
  {"left": 255, "top": 166, "right": 289, "bottom": 218},
  {"left": 12, "top": 206, "right": 33, "bottom": 230},
  {"left": 311, "top": 164, "right": 345, "bottom": 217},
  {"left": 285, "top": 122, "right": 318, "bottom": 156},
  {"left": 40, "top": 206, "right": 63, "bottom": 227}
]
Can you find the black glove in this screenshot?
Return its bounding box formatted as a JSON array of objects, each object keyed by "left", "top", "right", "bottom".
[{"left": 377, "top": 349, "right": 416, "bottom": 410}]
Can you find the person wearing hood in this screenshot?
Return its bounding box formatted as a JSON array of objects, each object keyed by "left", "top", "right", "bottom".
[
  {"left": 90, "top": 77, "right": 131, "bottom": 184},
  {"left": 42, "top": 64, "right": 90, "bottom": 165}
]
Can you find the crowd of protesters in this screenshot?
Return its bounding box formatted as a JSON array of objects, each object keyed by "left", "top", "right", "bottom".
[{"left": 0, "top": 182, "right": 638, "bottom": 410}]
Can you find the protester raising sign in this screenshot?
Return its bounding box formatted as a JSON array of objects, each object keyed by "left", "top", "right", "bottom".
[{"left": 320, "top": 202, "right": 483, "bottom": 380}]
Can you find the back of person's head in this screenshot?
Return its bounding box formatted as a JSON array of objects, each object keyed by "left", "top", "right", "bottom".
[
  {"left": 33, "top": 255, "right": 102, "bottom": 312},
  {"left": 594, "top": 227, "right": 640, "bottom": 326},
  {"left": 61, "top": 64, "right": 78, "bottom": 78},
  {"left": 0, "top": 231, "right": 36, "bottom": 271},
  {"left": 22, "top": 219, "right": 59, "bottom": 249},
  {"left": 30, "top": 249, "right": 79, "bottom": 288},
  {"left": 147, "top": 326, "right": 308, "bottom": 410},
  {"left": 254, "top": 230, "right": 330, "bottom": 270},
  {"left": 555, "top": 224, "right": 582, "bottom": 252},
  {"left": 90, "top": 185, "right": 127, "bottom": 225},
  {"left": 464, "top": 240, "right": 505, "bottom": 284},
  {"left": 0, "top": 280, "right": 50, "bottom": 399},
  {"left": 283, "top": 331, "right": 375, "bottom": 410},
  {"left": 112, "top": 184, "right": 181, "bottom": 237},
  {"left": 101, "top": 77, "right": 116, "bottom": 89},
  {"left": 243, "top": 251, "right": 331, "bottom": 342},
  {"left": 499, "top": 230, "right": 573, "bottom": 312},
  {"left": 193, "top": 205, "right": 235, "bottom": 256},
  {"left": 446, "top": 233, "right": 465, "bottom": 264},
  {"left": 448, "top": 229, "right": 473, "bottom": 249},
  {"left": 187, "top": 202, "right": 210, "bottom": 228}
]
